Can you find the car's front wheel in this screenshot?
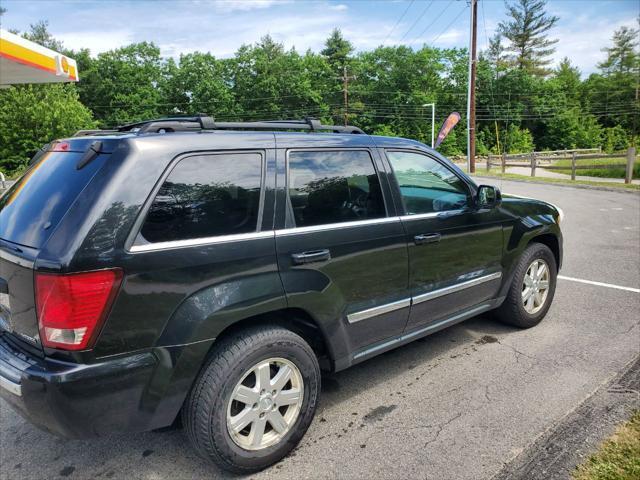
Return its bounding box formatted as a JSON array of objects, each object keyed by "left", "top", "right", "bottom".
[
  {"left": 182, "top": 324, "right": 320, "bottom": 473},
  {"left": 495, "top": 242, "right": 557, "bottom": 328}
]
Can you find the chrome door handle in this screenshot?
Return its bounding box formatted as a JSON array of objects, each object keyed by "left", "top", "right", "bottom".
[
  {"left": 414, "top": 233, "right": 441, "bottom": 245},
  {"left": 291, "top": 249, "right": 331, "bottom": 265}
]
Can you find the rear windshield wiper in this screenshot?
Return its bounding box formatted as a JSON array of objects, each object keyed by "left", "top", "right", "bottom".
[{"left": 76, "top": 141, "right": 103, "bottom": 170}]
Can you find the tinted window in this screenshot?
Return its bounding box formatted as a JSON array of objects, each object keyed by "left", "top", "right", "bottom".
[
  {"left": 0, "top": 151, "right": 108, "bottom": 248},
  {"left": 141, "top": 153, "right": 262, "bottom": 243},
  {"left": 288, "top": 150, "right": 385, "bottom": 227},
  {"left": 387, "top": 151, "right": 469, "bottom": 214}
]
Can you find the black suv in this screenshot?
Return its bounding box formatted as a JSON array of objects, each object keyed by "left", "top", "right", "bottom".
[{"left": 0, "top": 117, "right": 562, "bottom": 472}]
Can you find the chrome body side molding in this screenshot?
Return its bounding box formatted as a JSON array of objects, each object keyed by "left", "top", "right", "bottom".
[
  {"left": 352, "top": 303, "right": 493, "bottom": 361},
  {"left": 345, "top": 271, "right": 502, "bottom": 324},
  {"left": 347, "top": 298, "right": 411, "bottom": 324},
  {"left": 412, "top": 271, "right": 502, "bottom": 305}
]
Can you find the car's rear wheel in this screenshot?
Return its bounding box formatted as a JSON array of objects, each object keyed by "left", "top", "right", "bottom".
[
  {"left": 182, "top": 324, "right": 320, "bottom": 473},
  {"left": 495, "top": 242, "right": 557, "bottom": 328}
]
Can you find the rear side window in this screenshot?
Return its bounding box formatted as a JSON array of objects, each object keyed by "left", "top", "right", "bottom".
[
  {"left": 0, "top": 151, "right": 108, "bottom": 249},
  {"left": 287, "top": 150, "right": 386, "bottom": 228},
  {"left": 140, "top": 153, "right": 263, "bottom": 243}
]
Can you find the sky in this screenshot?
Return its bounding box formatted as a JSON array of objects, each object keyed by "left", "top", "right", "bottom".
[{"left": 1, "top": 0, "right": 638, "bottom": 76}]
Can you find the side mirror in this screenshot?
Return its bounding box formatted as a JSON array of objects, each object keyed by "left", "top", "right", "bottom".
[{"left": 477, "top": 185, "right": 501, "bottom": 208}]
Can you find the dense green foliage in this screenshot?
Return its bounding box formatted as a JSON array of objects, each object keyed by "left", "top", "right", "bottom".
[
  {"left": 0, "top": 84, "right": 94, "bottom": 172},
  {"left": 0, "top": 7, "right": 638, "bottom": 176}
]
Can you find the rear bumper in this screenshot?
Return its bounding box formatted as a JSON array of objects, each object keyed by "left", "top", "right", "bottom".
[{"left": 0, "top": 334, "right": 158, "bottom": 438}]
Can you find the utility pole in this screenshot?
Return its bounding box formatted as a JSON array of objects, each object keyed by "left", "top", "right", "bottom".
[
  {"left": 340, "top": 65, "right": 356, "bottom": 126},
  {"left": 466, "top": 0, "right": 478, "bottom": 173}
]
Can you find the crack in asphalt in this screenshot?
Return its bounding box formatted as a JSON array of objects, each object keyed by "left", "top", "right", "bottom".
[{"left": 423, "top": 412, "right": 463, "bottom": 448}]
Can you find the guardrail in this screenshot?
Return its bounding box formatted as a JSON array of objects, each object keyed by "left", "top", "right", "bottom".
[{"left": 487, "top": 147, "right": 637, "bottom": 184}]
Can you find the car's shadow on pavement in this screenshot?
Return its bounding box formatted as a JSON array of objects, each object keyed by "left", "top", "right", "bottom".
[{"left": 1, "top": 315, "right": 518, "bottom": 480}]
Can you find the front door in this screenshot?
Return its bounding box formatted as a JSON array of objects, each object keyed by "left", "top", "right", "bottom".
[
  {"left": 275, "top": 148, "right": 410, "bottom": 354},
  {"left": 384, "top": 150, "right": 504, "bottom": 331}
]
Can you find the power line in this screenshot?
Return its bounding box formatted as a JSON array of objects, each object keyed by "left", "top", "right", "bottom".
[
  {"left": 382, "top": 0, "right": 415, "bottom": 46},
  {"left": 398, "top": 0, "right": 435, "bottom": 42},
  {"left": 412, "top": 0, "right": 455, "bottom": 43},
  {"left": 429, "top": 3, "right": 468, "bottom": 46}
]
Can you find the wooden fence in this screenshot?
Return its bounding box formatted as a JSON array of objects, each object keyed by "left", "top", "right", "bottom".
[{"left": 487, "top": 147, "right": 637, "bottom": 184}]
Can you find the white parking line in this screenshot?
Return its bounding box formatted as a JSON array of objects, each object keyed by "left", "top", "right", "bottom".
[{"left": 558, "top": 275, "right": 640, "bottom": 293}]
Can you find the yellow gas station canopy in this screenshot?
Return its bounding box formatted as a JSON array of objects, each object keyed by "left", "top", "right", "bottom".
[{"left": 0, "top": 29, "right": 78, "bottom": 86}]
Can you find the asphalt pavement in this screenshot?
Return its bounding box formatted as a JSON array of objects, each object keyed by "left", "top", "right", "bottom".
[{"left": 1, "top": 179, "right": 639, "bottom": 480}]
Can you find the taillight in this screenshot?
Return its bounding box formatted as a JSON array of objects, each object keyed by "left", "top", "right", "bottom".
[{"left": 35, "top": 269, "right": 123, "bottom": 350}]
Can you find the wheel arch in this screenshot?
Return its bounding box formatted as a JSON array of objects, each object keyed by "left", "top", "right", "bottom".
[
  {"left": 528, "top": 233, "right": 561, "bottom": 270},
  {"left": 212, "top": 307, "right": 335, "bottom": 371},
  {"left": 149, "top": 306, "right": 334, "bottom": 431}
]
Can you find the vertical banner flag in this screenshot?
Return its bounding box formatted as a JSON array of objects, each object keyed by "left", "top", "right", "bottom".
[{"left": 434, "top": 112, "right": 461, "bottom": 148}]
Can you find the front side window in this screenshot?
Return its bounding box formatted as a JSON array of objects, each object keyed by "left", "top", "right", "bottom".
[
  {"left": 140, "top": 152, "right": 263, "bottom": 243},
  {"left": 387, "top": 151, "right": 469, "bottom": 215},
  {"left": 288, "top": 150, "right": 386, "bottom": 227}
]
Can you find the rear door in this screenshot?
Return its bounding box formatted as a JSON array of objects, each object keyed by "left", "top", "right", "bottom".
[
  {"left": 275, "top": 147, "right": 410, "bottom": 354},
  {"left": 383, "top": 149, "right": 504, "bottom": 331}
]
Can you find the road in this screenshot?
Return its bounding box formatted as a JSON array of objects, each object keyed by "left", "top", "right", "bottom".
[{"left": 1, "top": 179, "right": 639, "bottom": 480}]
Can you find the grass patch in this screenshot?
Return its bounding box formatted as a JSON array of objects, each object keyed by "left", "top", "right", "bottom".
[
  {"left": 544, "top": 157, "right": 640, "bottom": 179},
  {"left": 473, "top": 169, "right": 640, "bottom": 191},
  {"left": 572, "top": 411, "right": 640, "bottom": 480}
]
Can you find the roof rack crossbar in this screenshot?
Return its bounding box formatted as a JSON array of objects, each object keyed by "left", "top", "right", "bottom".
[{"left": 101, "top": 115, "right": 364, "bottom": 135}]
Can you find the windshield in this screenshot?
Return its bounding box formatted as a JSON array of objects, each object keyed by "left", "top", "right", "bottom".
[{"left": 0, "top": 150, "right": 107, "bottom": 249}]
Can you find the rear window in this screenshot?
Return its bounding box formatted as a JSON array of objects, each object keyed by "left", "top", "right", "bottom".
[
  {"left": 0, "top": 151, "right": 107, "bottom": 249},
  {"left": 139, "top": 153, "right": 264, "bottom": 243}
]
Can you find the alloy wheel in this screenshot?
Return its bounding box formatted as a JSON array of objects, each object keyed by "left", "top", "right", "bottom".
[
  {"left": 226, "top": 357, "right": 304, "bottom": 450},
  {"left": 521, "top": 259, "right": 550, "bottom": 315}
]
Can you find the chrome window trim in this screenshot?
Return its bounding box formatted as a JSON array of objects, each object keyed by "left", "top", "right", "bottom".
[
  {"left": 399, "top": 209, "right": 465, "bottom": 222},
  {"left": 347, "top": 298, "right": 411, "bottom": 324},
  {"left": 412, "top": 271, "right": 502, "bottom": 305},
  {"left": 284, "top": 148, "right": 390, "bottom": 229},
  {"left": 127, "top": 149, "right": 268, "bottom": 252},
  {"left": 0, "top": 375, "right": 22, "bottom": 397},
  {"left": 129, "top": 231, "right": 275, "bottom": 253},
  {"left": 275, "top": 216, "right": 401, "bottom": 236}
]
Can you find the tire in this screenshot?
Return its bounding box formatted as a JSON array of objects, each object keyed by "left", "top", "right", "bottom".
[
  {"left": 495, "top": 242, "right": 557, "bottom": 328},
  {"left": 182, "top": 324, "right": 320, "bottom": 473}
]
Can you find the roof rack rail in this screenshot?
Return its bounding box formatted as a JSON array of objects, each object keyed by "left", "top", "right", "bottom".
[
  {"left": 74, "top": 115, "right": 365, "bottom": 136},
  {"left": 74, "top": 129, "right": 119, "bottom": 137}
]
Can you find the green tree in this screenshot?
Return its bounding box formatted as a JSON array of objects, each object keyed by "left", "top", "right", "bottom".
[
  {"left": 321, "top": 28, "right": 354, "bottom": 74},
  {"left": 498, "top": 0, "right": 559, "bottom": 76},
  {"left": 542, "top": 108, "right": 602, "bottom": 149},
  {"left": 320, "top": 29, "right": 355, "bottom": 124},
  {"left": 232, "top": 36, "right": 330, "bottom": 121},
  {"left": 485, "top": 34, "right": 509, "bottom": 79},
  {"left": 503, "top": 124, "right": 534, "bottom": 153},
  {"left": 21, "top": 20, "right": 65, "bottom": 52},
  {"left": 163, "top": 52, "right": 236, "bottom": 118},
  {"left": 602, "top": 125, "right": 630, "bottom": 153},
  {"left": 584, "top": 24, "right": 639, "bottom": 142},
  {"left": 598, "top": 25, "right": 639, "bottom": 75},
  {"left": 0, "top": 84, "right": 95, "bottom": 174},
  {"left": 78, "top": 42, "right": 167, "bottom": 126}
]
